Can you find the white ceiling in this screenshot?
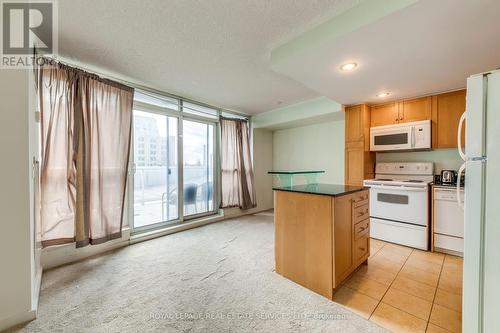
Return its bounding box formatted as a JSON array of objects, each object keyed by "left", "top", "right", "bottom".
[
  {"left": 57, "top": 0, "right": 362, "bottom": 114},
  {"left": 271, "top": 0, "right": 500, "bottom": 105}
]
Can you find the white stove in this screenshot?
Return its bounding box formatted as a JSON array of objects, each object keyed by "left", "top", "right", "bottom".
[{"left": 363, "top": 162, "right": 434, "bottom": 250}]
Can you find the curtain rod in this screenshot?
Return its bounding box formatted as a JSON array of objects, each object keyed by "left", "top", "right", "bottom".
[{"left": 39, "top": 54, "right": 250, "bottom": 119}]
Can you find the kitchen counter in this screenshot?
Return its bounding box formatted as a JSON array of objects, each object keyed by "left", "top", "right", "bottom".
[
  {"left": 432, "top": 183, "right": 465, "bottom": 190},
  {"left": 273, "top": 183, "right": 367, "bottom": 197},
  {"left": 433, "top": 184, "right": 465, "bottom": 190},
  {"left": 274, "top": 185, "right": 370, "bottom": 299}
]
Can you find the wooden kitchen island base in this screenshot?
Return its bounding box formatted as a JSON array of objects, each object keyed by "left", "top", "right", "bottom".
[{"left": 274, "top": 184, "right": 370, "bottom": 299}]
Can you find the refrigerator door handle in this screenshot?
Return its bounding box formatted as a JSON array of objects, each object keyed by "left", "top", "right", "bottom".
[
  {"left": 458, "top": 111, "right": 467, "bottom": 161},
  {"left": 457, "top": 162, "right": 466, "bottom": 210}
]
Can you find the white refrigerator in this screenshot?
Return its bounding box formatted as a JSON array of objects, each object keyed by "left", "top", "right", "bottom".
[{"left": 460, "top": 70, "right": 500, "bottom": 333}]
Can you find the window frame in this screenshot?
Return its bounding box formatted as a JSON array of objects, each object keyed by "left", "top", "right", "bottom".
[{"left": 128, "top": 91, "right": 225, "bottom": 235}]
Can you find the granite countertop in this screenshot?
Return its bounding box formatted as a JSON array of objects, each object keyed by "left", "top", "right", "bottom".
[{"left": 273, "top": 183, "right": 368, "bottom": 197}]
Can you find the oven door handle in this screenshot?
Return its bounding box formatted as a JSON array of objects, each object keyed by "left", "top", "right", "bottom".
[{"left": 367, "top": 185, "right": 427, "bottom": 192}]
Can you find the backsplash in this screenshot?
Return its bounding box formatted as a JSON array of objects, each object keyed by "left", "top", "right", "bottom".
[{"left": 376, "top": 148, "right": 463, "bottom": 173}]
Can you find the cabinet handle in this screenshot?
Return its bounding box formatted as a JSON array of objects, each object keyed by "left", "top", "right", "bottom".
[
  {"left": 358, "top": 226, "right": 366, "bottom": 232},
  {"left": 358, "top": 246, "right": 366, "bottom": 251},
  {"left": 400, "top": 116, "right": 403, "bottom": 120},
  {"left": 355, "top": 195, "right": 368, "bottom": 203},
  {"left": 358, "top": 208, "right": 368, "bottom": 216}
]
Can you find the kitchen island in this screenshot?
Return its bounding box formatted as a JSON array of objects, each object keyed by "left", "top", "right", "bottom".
[{"left": 274, "top": 184, "right": 370, "bottom": 299}]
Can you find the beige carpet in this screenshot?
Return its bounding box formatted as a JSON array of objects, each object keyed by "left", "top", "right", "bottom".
[{"left": 9, "top": 214, "right": 386, "bottom": 332}]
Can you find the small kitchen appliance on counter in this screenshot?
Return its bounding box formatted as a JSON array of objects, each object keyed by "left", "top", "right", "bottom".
[
  {"left": 434, "top": 170, "right": 465, "bottom": 188},
  {"left": 440, "top": 170, "right": 457, "bottom": 185}
]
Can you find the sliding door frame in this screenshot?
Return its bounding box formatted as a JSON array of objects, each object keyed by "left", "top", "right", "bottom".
[
  {"left": 180, "top": 104, "right": 219, "bottom": 221},
  {"left": 129, "top": 99, "right": 221, "bottom": 234}
]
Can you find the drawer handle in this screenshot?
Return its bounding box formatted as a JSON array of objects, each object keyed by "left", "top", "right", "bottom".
[
  {"left": 357, "top": 208, "right": 368, "bottom": 217},
  {"left": 355, "top": 195, "right": 368, "bottom": 203}
]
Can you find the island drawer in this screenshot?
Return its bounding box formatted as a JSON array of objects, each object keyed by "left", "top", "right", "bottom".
[
  {"left": 353, "top": 204, "right": 369, "bottom": 224},
  {"left": 354, "top": 219, "right": 369, "bottom": 240},
  {"left": 354, "top": 235, "right": 369, "bottom": 262},
  {"left": 353, "top": 191, "right": 369, "bottom": 208}
]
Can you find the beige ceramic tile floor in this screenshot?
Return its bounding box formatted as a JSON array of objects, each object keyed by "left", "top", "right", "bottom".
[{"left": 332, "top": 239, "right": 463, "bottom": 333}]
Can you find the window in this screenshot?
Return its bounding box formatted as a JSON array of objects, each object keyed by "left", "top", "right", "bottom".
[
  {"left": 134, "top": 91, "right": 179, "bottom": 111},
  {"left": 130, "top": 89, "right": 248, "bottom": 233},
  {"left": 183, "top": 120, "right": 215, "bottom": 216},
  {"left": 133, "top": 110, "right": 178, "bottom": 229},
  {"left": 182, "top": 101, "right": 218, "bottom": 119}
]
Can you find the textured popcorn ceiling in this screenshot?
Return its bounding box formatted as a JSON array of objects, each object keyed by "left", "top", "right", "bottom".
[
  {"left": 272, "top": 0, "right": 500, "bottom": 105},
  {"left": 57, "top": 0, "right": 362, "bottom": 114}
]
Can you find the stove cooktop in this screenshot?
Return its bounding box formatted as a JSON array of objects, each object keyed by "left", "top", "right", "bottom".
[{"left": 363, "top": 177, "right": 432, "bottom": 188}]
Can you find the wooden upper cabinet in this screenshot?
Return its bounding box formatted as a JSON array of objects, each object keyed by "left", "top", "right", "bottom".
[
  {"left": 399, "top": 96, "right": 432, "bottom": 123},
  {"left": 345, "top": 105, "right": 364, "bottom": 143},
  {"left": 370, "top": 102, "right": 397, "bottom": 127},
  {"left": 370, "top": 96, "right": 432, "bottom": 126},
  {"left": 344, "top": 104, "right": 374, "bottom": 186},
  {"left": 432, "top": 90, "right": 466, "bottom": 148}
]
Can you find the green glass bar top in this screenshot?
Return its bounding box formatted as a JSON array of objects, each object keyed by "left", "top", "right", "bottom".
[
  {"left": 268, "top": 170, "right": 325, "bottom": 186},
  {"left": 268, "top": 170, "right": 325, "bottom": 175}
]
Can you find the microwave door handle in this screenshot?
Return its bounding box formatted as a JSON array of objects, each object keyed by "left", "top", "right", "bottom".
[{"left": 411, "top": 127, "right": 415, "bottom": 148}]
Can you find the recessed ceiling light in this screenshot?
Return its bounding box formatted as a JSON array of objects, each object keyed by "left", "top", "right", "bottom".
[
  {"left": 340, "top": 62, "right": 357, "bottom": 71},
  {"left": 377, "top": 92, "right": 390, "bottom": 98}
]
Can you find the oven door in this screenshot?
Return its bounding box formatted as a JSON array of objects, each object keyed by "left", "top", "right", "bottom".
[
  {"left": 369, "top": 184, "right": 429, "bottom": 226},
  {"left": 370, "top": 125, "right": 412, "bottom": 151}
]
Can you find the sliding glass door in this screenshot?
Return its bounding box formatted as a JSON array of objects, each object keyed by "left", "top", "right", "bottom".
[
  {"left": 182, "top": 120, "right": 215, "bottom": 217},
  {"left": 130, "top": 91, "right": 220, "bottom": 232},
  {"left": 132, "top": 110, "right": 178, "bottom": 229}
]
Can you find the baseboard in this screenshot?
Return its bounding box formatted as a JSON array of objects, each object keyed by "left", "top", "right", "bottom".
[
  {"left": 221, "top": 206, "right": 273, "bottom": 219},
  {"left": 0, "top": 309, "right": 36, "bottom": 332},
  {"left": 41, "top": 228, "right": 131, "bottom": 270},
  {"left": 130, "top": 214, "right": 225, "bottom": 245}
]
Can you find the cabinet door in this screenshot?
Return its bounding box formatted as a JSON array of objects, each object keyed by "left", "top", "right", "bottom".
[
  {"left": 333, "top": 194, "right": 353, "bottom": 286},
  {"left": 432, "top": 90, "right": 466, "bottom": 148},
  {"left": 399, "top": 96, "right": 432, "bottom": 123},
  {"left": 345, "top": 105, "right": 364, "bottom": 143},
  {"left": 275, "top": 191, "right": 333, "bottom": 299},
  {"left": 370, "top": 102, "right": 398, "bottom": 127},
  {"left": 345, "top": 145, "right": 364, "bottom": 186}
]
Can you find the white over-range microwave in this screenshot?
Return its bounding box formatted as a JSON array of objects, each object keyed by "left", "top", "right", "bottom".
[{"left": 370, "top": 120, "right": 431, "bottom": 152}]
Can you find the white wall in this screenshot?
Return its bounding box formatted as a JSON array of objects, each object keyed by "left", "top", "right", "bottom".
[
  {"left": 0, "top": 69, "right": 38, "bottom": 330},
  {"left": 252, "top": 128, "right": 273, "bottom": 210},
  {"left": 273, "top": 119, "right": 345, "bottom": 185},
  {"left": 376, "top": 148, "right": 463, "bottom": 173}
]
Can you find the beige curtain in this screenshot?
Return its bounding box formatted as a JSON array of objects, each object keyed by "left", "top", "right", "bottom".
[
  {"left": 220, "top": 117, "right": 256, "bottom": 210},
  {"left": 38, "top": 65, "right": 79, "bottom": 247},
  {"left": 78, "top": 75, "right": 133, "bottom": 246},
  {"left": 37, "top": 62, "right": 133, "bottom": 248}
]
